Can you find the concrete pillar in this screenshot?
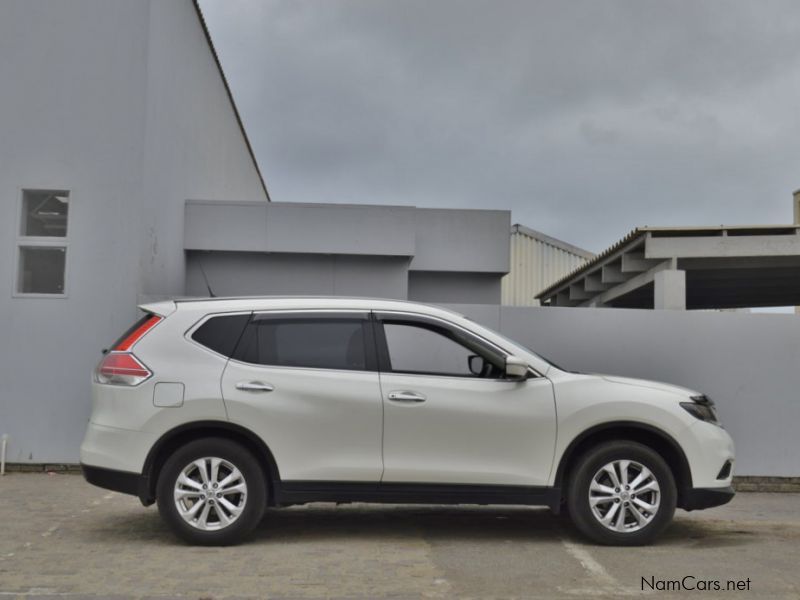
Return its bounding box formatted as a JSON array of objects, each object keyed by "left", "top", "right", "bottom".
[
  {"left": 654, "top": 269, "right": 686, "bottom": 310},
  {"left": 794, "top": 189, "right": 800, "bottom": 224}
]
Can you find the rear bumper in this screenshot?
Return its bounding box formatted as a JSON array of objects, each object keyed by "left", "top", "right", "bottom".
[
  {"left": 81, "top": 464, "right": 149, "bottom": 504},
  {"left": 682, "top": 486, "right": 735, "bottom": 511},
  {"left": 80, "top": 422, "right": 156, "bottom": 474}
]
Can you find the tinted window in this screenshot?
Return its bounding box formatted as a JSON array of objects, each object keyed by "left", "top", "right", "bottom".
[
  {"left": 383, "top": 321, "right": 504, "bottom": 378},
  {"left": 234, "top": 316, "right": 369, "bottom": 371},
  {"left": 192, "top": 314, "right": 251, "bottom": 357}
]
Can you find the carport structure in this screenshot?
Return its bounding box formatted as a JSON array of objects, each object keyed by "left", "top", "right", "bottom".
[{"left": 536, "top": 225, "right": 800, "bottom": 309}]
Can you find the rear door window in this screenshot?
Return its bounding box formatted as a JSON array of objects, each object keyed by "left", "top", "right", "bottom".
[{"left": 233, "top": 313, "right": 374, "bottom": 371}]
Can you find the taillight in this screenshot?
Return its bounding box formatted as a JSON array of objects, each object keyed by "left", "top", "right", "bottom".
[
  {"left": 96, "top": 352, "right": 152, "bottom": 386},
  {"left": 96, "top": 313, "right": 162, "bottom": 386},
  {"left": 114, "top": 314, "right": 162, "bottom": 351}
]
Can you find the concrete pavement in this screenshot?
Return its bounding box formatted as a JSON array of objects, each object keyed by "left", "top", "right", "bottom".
[{"left": 0, "top": 472, "right": 797, "bottom": 599}]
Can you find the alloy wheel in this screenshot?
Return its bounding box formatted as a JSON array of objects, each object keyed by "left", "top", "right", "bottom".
[
  {"left": 173, "top": 457, "right": 248, "bottom": 531},
  {"left": 588, "top": 459, "right": 661, "bottom": 533}
]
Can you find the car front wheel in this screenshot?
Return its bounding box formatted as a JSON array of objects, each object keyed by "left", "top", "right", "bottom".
[
  {"left": 567, "top": 440, "right": 676, "bottom": 545},
  {"left": 156, "top": 437, "right": 267, "bottom": 545}
]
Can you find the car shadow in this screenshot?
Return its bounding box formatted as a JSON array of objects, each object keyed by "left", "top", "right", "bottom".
[
  {"left": 254, "top": 504, "right": 565, "bottom": 543},
  {"left": 80, "top": 504, "right": 755, "bottom": 549},
  {"left": 659, "top": 517, "right": 759, "bottom": 548}
]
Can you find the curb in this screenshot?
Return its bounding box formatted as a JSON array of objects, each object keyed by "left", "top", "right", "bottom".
[
  {"left": 4, "top": 463, "right": 83, "bottom": 474},
  {"left": 733, "top": 476, "right": 800, "bottom": 493}
]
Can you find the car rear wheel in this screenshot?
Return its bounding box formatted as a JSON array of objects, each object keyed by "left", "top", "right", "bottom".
[
  {"left": 566, "top": 440, "right": 676, "bottom": 545},
  {"left": 156, "top": 437, "right": 266, "bottom": 545}
]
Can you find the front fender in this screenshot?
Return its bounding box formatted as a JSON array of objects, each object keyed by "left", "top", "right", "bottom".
[{"left": 548, "top": 373, "right": 695, "bottom": 487}]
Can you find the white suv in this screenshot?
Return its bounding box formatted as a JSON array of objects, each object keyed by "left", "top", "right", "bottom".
[{"left": 81, "top": 297, "right": 735, "bottom": 546}]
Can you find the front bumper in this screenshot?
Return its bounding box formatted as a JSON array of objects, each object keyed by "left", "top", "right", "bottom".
[
  {"left": 682, "top": 486, "right": 735, "bottom": 511},
  {"left": 681, "top": 420, "right": 736, "bottom": 489}
]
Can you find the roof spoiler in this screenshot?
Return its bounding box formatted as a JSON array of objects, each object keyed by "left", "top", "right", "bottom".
[{"left": 137, "top": 300, "right": 177, "bottom": 318}]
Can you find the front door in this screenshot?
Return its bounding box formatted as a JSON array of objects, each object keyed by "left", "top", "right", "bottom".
[
  {"left": 375, "top": 313, "right": 557, "bottom": 486},
  {"left": 221, "top": 311, "right": 383, "bottom": 482}
]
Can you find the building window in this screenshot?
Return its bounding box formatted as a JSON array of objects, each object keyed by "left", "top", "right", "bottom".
[{"left": 15, "top": 189, "right": 69, "bottom": 296}]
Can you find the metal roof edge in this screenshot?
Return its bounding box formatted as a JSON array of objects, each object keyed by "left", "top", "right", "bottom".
[{"left": 511, "top": 224, "right": 595, "bottom": 259}]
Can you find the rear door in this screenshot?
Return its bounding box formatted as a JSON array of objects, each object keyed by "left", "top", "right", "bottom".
[{"left": 220, "top": 311, "right": 383, "bottom": 482}]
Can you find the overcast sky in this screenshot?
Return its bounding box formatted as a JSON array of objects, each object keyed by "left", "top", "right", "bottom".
[{"left": 199, "top": 0, "right": 800, "bottom": 252}]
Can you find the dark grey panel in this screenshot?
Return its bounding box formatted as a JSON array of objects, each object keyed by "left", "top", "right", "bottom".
[
  {"left": 186, "top": 251, "right": 409, "bottom": 299},
  {"left": 408, "top": 271, "right": 502, "bottom": 304},
  {"left": 409, "top": 208, "right": 510, "bottom": 273}
]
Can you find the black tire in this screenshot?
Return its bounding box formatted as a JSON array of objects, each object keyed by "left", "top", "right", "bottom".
[
  {"left": 156, "top": 437, "right": 267, "bottom": 546},
  {"left": 566, "top": 440, "right": 676, "bottom": 546}
]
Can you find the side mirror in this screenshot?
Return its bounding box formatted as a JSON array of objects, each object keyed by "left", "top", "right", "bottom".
[
  {"left": 505, "top": 355, "right": 529, "bottom": 380},
  {"left": 468, "top": 354, "right": 486, "bottom": 376}
]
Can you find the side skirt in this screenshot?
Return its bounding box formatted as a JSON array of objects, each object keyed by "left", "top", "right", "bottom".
[{"left": 276, "top": 481, "right": 562, "bottom": 511}]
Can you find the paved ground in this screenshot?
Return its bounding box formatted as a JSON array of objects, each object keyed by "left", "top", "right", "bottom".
[{"left": 0, "top": 473, "right": 798, "bottom": 599}]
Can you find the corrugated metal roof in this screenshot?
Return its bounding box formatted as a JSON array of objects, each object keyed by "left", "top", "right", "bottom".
[
  {"left": 535, "top": 224, "right": 800, "bottom": 300},
  {"left": 535, "top": 227, "right": 646, "bottom": 299},
  {"left": 511, "top": 224, "right": 595, "bottom": 259},
  {"left": 502, "top": 225, "right": 594, "bottom": 306}
]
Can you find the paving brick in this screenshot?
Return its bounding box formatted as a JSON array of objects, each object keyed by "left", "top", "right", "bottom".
[{"left": 0, "top": 473, "right": 798, "bottom": 599}]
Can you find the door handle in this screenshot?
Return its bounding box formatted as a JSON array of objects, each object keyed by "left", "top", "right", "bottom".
[
  {"left": 387, "top": 390, "right": 426, "bottom": 403},
  {"left": 235, "top": 381, "right": 275, "bottom": 393}
]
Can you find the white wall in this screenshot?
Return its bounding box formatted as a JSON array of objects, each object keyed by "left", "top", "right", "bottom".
[
  {"left": 0, "top": 0, "right": 266, "bottom": 463},
  {"left": 450, "top": 304, "right": 800, "bottom": 477},
  {"left": 0, "top": 0, "right": 151, "bottom": 463}
]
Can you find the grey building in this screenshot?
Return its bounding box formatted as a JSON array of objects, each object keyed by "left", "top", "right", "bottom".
[{"left": 183, "top": 201, "right": 510, "bottom": 305}]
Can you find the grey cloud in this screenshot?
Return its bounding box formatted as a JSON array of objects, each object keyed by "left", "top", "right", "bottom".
[{"left": 199, "top": 0, "right": 800, "bottom": 252}]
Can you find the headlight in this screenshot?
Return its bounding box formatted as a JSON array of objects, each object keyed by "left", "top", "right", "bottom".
[{"left": 680, "top": 394, "right": 720, "bottom": 425}]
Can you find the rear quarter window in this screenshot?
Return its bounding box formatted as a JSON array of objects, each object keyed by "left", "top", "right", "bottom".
[{"left": 191, "top": 314, "right": 251, "bottom": 357}]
